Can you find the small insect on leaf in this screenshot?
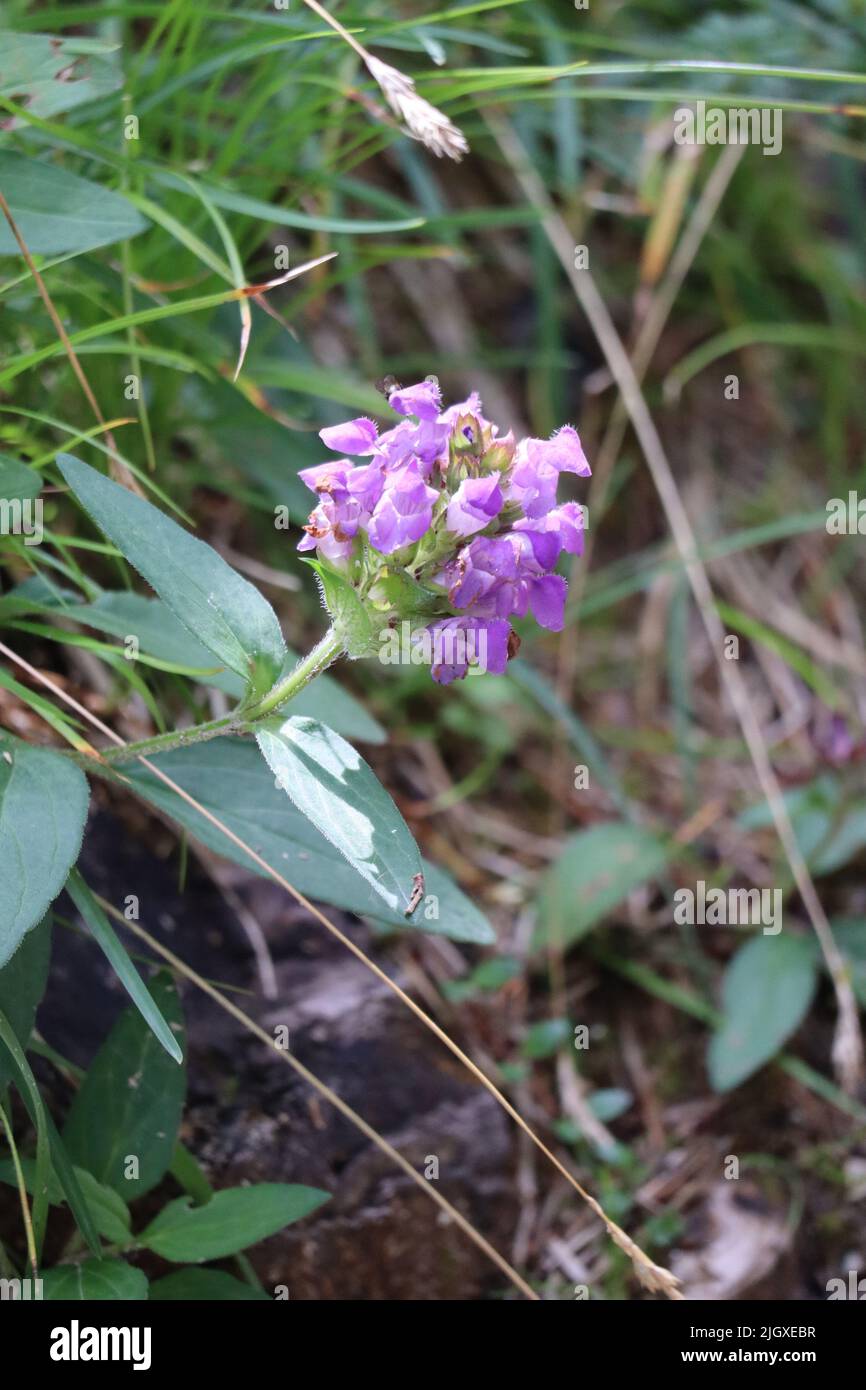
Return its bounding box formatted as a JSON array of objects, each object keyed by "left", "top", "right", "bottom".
[{"left": 404, "top": 872, "right": 426, "bottom": 919}]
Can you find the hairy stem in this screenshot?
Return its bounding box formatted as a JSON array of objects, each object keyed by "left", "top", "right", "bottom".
[{"left": 245, "top": 626, "right": 344, "bottom": 720}]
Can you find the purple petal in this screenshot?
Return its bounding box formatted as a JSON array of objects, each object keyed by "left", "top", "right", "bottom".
[
  {"left": 446, "top": 474, "right": 504, "bottom": 537},
  {"left": 298, "top": 459, "right": 350, "bottom": 493},
  {"left": 388, "top": 380, "right": 442, "bottom": 421},
  {"left": 319, "top": 417, "right": 379, "bottom": 455},
  {"left": 528, "top": 574, "right": 567, "bottom": 630}
]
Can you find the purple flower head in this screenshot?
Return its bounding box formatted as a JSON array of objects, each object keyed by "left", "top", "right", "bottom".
[
  {"left": 446, "top": 474, "right": 504, "bottom": 538},
  {"left": 298, "top": 383, "right": 590, "bottom": 679}
]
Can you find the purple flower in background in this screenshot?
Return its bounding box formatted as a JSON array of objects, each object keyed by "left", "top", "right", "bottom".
[{"left": 299, "top": 380, "right": 591, "bottom": 682}]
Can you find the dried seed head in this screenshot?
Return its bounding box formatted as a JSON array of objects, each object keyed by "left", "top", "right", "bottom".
[{"left": 365, "top": 56, "right": 469, "bottom": 161}]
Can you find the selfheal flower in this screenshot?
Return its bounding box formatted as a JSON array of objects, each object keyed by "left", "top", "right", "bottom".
[
  {"left": 507, "top": 426, "right": 591, "bottom": 519},
  {"left": 366, "top": 463, "right": 439, "bottom": 554},
  {"left": 297, "top": 382, "right": 591, "bottom": 681},
  {"left": 414, "top": 616, "right": 511, "bottom": 685},
  {"left": 446, "top": 474, "right": 504, "bottom": 537},
  {"left": 514, "top": 501, "right": 585, "bottom": 557}
]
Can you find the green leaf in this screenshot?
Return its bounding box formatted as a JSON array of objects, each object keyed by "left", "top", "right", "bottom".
[
  {"left": 66, "top": 870, "right": 182, "bottom": 1063},
  {"left": 0, "top": 32, "right": 122, "bottom": 121},
  {"left": 304, "top": 558, "right": 378, "bottom": 659},
  {"left": 0, "top": 152, "right": 147, "bottom": 256},
  {"left": 41, "top": 1259, "right": 148, "bottom": 1301},
  {"left": 57, "top": 454, "right": 285, "bottom": 699},
  {"left": 257, "top": 716, "right": 422, "bottom": 916},
  {"left": 149, "top": 1269, "right": 271, "bottom": 1301},
  {"left": 0, "top": 914, "right": 51, "bottom": 1090},
  {"left": 708, "top": 934, "right": 818, "bottom": 1092},
  {"left": 63, "top": 973, "right": 186, "bottom": 1199},
  {"left": 125, "top": 740, "right": 494, "bottom": 944},
  {"left": 139, "top": 1184, "right": 329, "bottom": 1262},
  {"left": 535, "top": 823, "right": 670, "bottom": 950},
  {"left": 69, "top": 1168, "right": 132, "bottom": 1245},
  {"left": 738, "top": 774, "right": 866, "bottom": 877},
  {"left": 0, "top": 454, "right": 42, "bottom": 503},
  {"left": 521, "top": 1017, "right": 572, "bottom": 1059},
  {"left": 0, "top": 734, "right": 89, "bottom": 967}
]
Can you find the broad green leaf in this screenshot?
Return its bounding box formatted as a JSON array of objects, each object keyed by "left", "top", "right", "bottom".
[
  {"left": 66, "top": 870, "right": 182, "bottom": 1063},
  {"left": 0, "top": 734, "right": 89, "bottom": 967},
  {"left": 0, "top": 914, "right": 51, "bottom": 1089},
  {"left": 41, "top": 1259, "right": 147, "bottom": 1301},
  {"left": 0, "top": 152, "right": 147, "bottom": 256},
  {"left": 124, "top": 740, "right": 494, "bottom": 944},
  {"left": 0, "top": 454, "right": 42, "bottom": 503},
  {"left": 257, "top": 716, "right": 422, "bottom": 916},
  {"left": 70, "top": 591, "right": 384, "bottom": 741},
  {"left": 70, "top": 1168, "right": 132, "bottom": 1245},
  {"left": 139, "top": 1183, "right": 329, "bottom": 1262},
  {"left": 149, "top": 1269, "right": 270, "bottom": 1301},
  {"left": 708, "top": 934, "right": 818, "bottom": 1092},
  {"left": 0, "top": 32, "right": 121, "bottom": 121},
  {"left": 63, "top": 973, "right": 186, "bottom": 1199},
  {"left": 0, "top": 1159, "right": 131, "bottom": 1244},
  {"left": 57, "top": 454, "right": 285, "bottom": 699},
  {"left": 535, "top": 822, "right": 670, "bottom": 950}
]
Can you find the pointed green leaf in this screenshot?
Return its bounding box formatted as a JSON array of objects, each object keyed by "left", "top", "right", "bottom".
[
  {"left": 41, "top": 1259, "right": 147, "bottom": 1301},
  {"left": 124, "top": 740, "right": 494, "bottom": 943},
  {"left": 708, "top": 934, "right": 818, "bottom": 1092},
  {"left": 57, "top": 454, "right": 285, "bottom": 698},
  {"left": 66, "top": 870, "right": 182, "bottom": 1063},
  {"left": 257, "top": 716, "right": 422, "bottom": 916},
  {"left": 63, "top": 973, "right": 186, "bottom": 1198},
  {"left": 0, "top": 734, "right": 89, "bottom": 967},
  {"left": 0, "top": 914, "right": 51, "bottom": 1089},
  {"left": 535, "top": 822, "right": 670, "bottom": 951},
  {"left": 140, "top": 1184, "right": 329, "bottom": 1262},
  {"left": 0, "top": 454, "right": 42, "bottom": 503},
  {"left": 0, "top": 152, "right": 147, "bottom": 255}
]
